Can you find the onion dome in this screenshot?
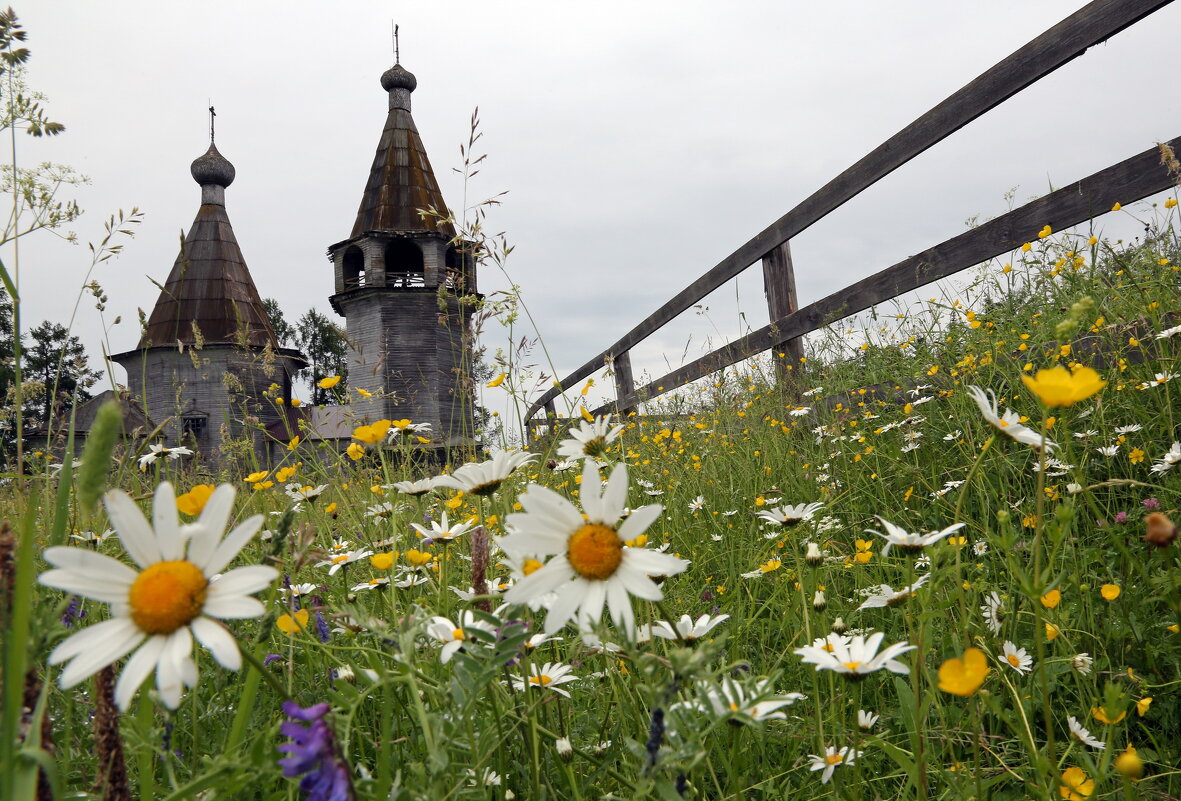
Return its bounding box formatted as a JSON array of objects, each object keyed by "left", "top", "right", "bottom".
[
  {"left": 190, "top": 143, "right": 236, "bottom": 188},
  {"left": 381, "top": 64, "right": 417, "bottom": 92}
]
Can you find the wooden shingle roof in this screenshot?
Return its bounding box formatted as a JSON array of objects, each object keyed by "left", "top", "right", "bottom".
[
  {"left": 139, "top": 144, "right": 278, "bottom": 350},
  {"left": 350, "top": 65, "right": 456, "bottom": 238}
]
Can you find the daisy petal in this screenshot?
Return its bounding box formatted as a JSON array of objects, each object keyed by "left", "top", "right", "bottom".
[
  {"left": 57, "top": 619, "right": 145, "bottom": 689},
  {"left": 115, "top": 636, "right": 168, "bottom": 711},
  {"left": 153, "top": 482, "right": 184, "bottom": 561},
  {"left": 187, "top": 485, "right": 236, "bottom": 567},
  {"left": 207, "top": 565, "right": 278, "bottom": 598},
  {"left": 191, "top": 617, "right": 241, "bottom": 670},
  {"left": 202, "top": 514, "right": 264, "bottom": 576},
  {"left": 202, "top": 594, "right": 265, "bottom": 619},
  {"left": 105, "top": 489, "right": 161, "bottom": 569}
]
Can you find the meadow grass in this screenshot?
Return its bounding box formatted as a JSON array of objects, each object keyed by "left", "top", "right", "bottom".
[{"left": 2, "top": 204, "right": 1180, "bottom": 801}]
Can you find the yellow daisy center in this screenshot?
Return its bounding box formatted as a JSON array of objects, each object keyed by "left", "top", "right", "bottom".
[
  {"left": 842, "top": 661, "right": 862, "bottom": 672},
  {"left": 522, "top": 558, "right": 544, "bottom": 576},
  {"left": 452, "top": 628, "right": 465, "bottom": 641},
  {"left": 567, "top": 524, "right": 623, "bottom": 580},
  {"left": 826, "top": 754, "right": 844, "bottom": 765},
  {"left": 529, "top": 674, "right": 553, "bottom": 686},
  {"left": 1006, "top": 653, "right": 1022, "bottom": 668},
  {"left": 128, "top": 560, "right": 208, "bottom": 635}
]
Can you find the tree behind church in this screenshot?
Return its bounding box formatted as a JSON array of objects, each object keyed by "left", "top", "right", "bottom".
[
  {"left": 21, "top": 320, "right": 101, "bottom": 429},
  {"left": 295, "top": 308, "right": 348, "bottom": 404}
]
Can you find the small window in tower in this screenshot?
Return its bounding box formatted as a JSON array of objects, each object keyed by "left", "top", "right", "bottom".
[
  {"left": 384, "top": 240, "right": 424, "bottom": 286},
  {"left": 182, "top": 415, "right": 207, "bottom": 438},
  {"left": 343, "top": 246, "right": 365, "bottom": 288}
]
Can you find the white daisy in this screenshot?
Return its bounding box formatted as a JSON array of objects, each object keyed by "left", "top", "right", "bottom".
[
  {"left": 1155, "top": 323, "right": 1181, "bottom": 340},
  {"left": 1000, "top": 641, "right": 1033, "bottom": 674},
  {"left": 651, "top": 613, "right": 730, "bottom": 642},
  {"left": 794, "top": 631, "right": 915, "bottom": 678},
  {"left": 856, "top": 575, "right": 929, "bottom": 610},
  {"left": 965, "top": 385, "right": 1057, "bottom": 451},
  {"left": 981, "top": 591, "right": 1003, "bottom": 635},
  {"left": 433, "top": 451, "right": 537, "bottom": 495},
  {"left": 315, "top": 548, "right": 374, "bottom": 575},
  {"left": 789, "top": 406, "right": 812, "bottom": 417},
  {"left": 1096, "top": 445, "right": 1120, "bottom": 457},
  {"left": 38, "top": 482, "right": 275, "bottom": 710},
  {"left": 1072, "top": 653, "right": 1093, "bottom": 675},
  {"left": 808, "top": 745, "right": 862, "bottom": 784},
  {"left": 1068, "top": 716, "right": 1105, "bottom": 750},
  {"left": 351, "top": 577, "right": 389, "bottom": 592},
  {"left": 687, "top": 495, "right": 705, "bottom": 513},
  {"left": 973, "top": 541, "right": 989, "bottom": 556},
  {"left": 411, "top": 511, "right": 475, "bottom": 545},
  {"left": 755, "top": 502, "right": 823, "bottom": 527},
  {"left": 695, "top": 677, "right": 805, "bottom": 722},
  {"left": 510, "top": 661, "right": 579, "bottom": 697},
  {"left": 857, "top": 709, "right": 880, "bottom": 731},
  {"left": 284, "top": 483, "right": 327, "bottom": 502},
  {"left": 1149, "top": 442, "right": 1181, "bottom": 474},
  {"left": 500, "top": 461, "right": 688, "bottom": 637},
  {"left": 1114, "top": 424, "right": 1143, "bottom": 434},
  {"left": 425, "top": 612, "right": 496, "bottom": 663},
  {"left": 556, "top": 414, "right": 625, "bottom": 461},
  {"left": 391, "top": 477, "right": 438, "bottom": 496},
  {"left": 868, "top": 517, "right": 966, "bottom": 555},
  {"left": 136, "top": 443, "right": 193, "bottom": 470}
]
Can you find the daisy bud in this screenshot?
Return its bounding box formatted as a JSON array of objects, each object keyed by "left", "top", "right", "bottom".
[
  {"left": 555, "top": 737, "right": 574, "bottom": 762},
  {"left": 1072, "top": 653, "right": 1093, "bottom": 675},
  {"left": 812, "top": 590, "right": 827, "bottom": 612},
  {"left": 830, "top": 617, "right": 847, "bottom": 634},
  {"left": 805, "top": 542, "right": 824, "bottom": 566},
  {"left": 1142, "top": 512, "right": 1177, "bottom": 548}
]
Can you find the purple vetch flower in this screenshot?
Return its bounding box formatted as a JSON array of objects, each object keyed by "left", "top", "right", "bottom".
[
  {"left": 264, "top": 654, "right": 282, "bottom": 667},
  {"left": 315, "top": 611, "right": 331, "bottom": 643},
  {"left": 61, "top": 596, "right": 86, "bottom": 628},
  {"left": 1143, "top": 497, "right": 1161, "bottom": 511},
  {"left": 278, "top": 702, "right": 354, "bottom": 801},
  {"left": 1114, "top": 511, "right": 1129, "bottom": 524}
]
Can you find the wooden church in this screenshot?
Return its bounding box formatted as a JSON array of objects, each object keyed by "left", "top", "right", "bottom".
[{"left": 114, "top": 58, "right": 478, "bottom": 467}]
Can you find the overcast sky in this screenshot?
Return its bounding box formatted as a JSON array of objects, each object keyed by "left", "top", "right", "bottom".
[{"left": 11, "top": 1, "right": 1181, "bottom": 424}]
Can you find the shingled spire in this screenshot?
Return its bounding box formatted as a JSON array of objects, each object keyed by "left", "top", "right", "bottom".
[
  {"left": 350, "top": 62, "right": 455, "bottom": 238},
  {"left": 138, "top": 143, "right": 277, "bottom": 349}
]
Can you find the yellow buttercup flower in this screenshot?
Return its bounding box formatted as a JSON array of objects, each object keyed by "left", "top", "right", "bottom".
[
  {"left": 346, "top": 443, "right": 366, "bottom": 461},
  {"left": 352, "top": 424, "right": 384, "bottom": 445},
  {"left": 287, "top": 436, "right": 301, "bottom": 451},
  {"left": 937, "top": 647, "right": 988, "bottom": 696},
  {"left": 276, "top": 608, "right": 310, "bottom": 635},
  {"left": 1092, "top": 705, "right": 1126, "bottom": 725},
  {"left": 1115, "top": 746, "right": 1144, "bottom": 779},
  {"left": 175, "top": 484, "right": 216, "bottom": 516},
  {"left": 1045, "top": 622, "right": 1061, "bottom": 641},
  {"left": 1041, "top": 589, "right": 1061, "bottom": 608},
  {"left": 318, "top": 375, "right": 341, "bottom": 390},
  {"left": 245, "top": 470, "right": 269, "bottom": 483},
  {"left": 405, "top": 549, "right": 433, "bottom": 566},
  {"left": 356, "top": 387, "right": 372, "bottom": 397},
  {"left": 1059, "top": 766, "right": 1093, "bottom": 800},
  {"left": 1101, "top": 583, "right": 1121, "bottom": 601},
  {"left": 486, "top": 372, "right": 506, "bottom": 388},
  {"left": 1021, "top": 366, "right": 1106, "bottom": 407},
  {"left": 275, "top": 466, "right": 298, "bottom": 483},
  {"left": 370, "top": 552, "right": 396, "bottom": 570},
  {"left": 1136, "top": 697, "right": 1152, "bottom": 716}
]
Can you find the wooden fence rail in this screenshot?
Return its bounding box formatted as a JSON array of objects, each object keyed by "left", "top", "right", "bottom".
[{"left": 525, "top": 0, "right": 1176, "bottom": 432}]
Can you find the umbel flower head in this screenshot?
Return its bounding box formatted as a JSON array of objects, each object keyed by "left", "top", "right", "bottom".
[
  {"left": 501, "top": 460, "right": 689, "bottom": 637},
  {"left": 39, "top": 483, "right": 275, "bottom": 710},
  {"left": 965, "top": 385, "right": 1057, "bottom": 451}
]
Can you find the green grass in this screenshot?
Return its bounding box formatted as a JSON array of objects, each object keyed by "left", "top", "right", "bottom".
[{"left": 2, "top": 202, "right": 1180, "bottom": 801}]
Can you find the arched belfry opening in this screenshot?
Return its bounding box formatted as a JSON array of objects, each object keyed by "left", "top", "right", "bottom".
[
  {"left": 326, "top": 58, "right": 480, "bottom": 448},
  {"left": 343, "top": 245, "right": 365, "bottom": 288},
  {"left": 384, "top": 239, "right": 423, "bottom": 285}
]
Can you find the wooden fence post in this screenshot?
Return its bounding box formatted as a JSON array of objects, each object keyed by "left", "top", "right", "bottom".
[
  {"left": 762, "top": 240, "right": 804, "bottom": 380},
  {"left": 612, "top": 351, "right": 634, "bottom": 414}
]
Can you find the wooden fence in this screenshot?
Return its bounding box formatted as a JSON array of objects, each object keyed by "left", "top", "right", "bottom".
[{"left": 524, "top": 0, "right": 1179, "bottom": 434}]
